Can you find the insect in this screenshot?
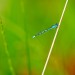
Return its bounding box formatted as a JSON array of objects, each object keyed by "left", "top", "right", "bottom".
[{"left": 32, "top": 23, "right": 58, "bottom": 38}]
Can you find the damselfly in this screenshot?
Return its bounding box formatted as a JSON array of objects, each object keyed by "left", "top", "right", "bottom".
[{"left": 32, "top": 23, "right": 58, "bottom": 38}]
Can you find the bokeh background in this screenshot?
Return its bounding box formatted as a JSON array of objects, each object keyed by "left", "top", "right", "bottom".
[{"left": 0, "top": 0, "right": 75, "bottom": 75}]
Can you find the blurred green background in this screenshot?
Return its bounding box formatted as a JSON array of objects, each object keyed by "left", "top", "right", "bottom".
[{"left": 0, "top": 0, "right": 75, "bottom": 75}]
